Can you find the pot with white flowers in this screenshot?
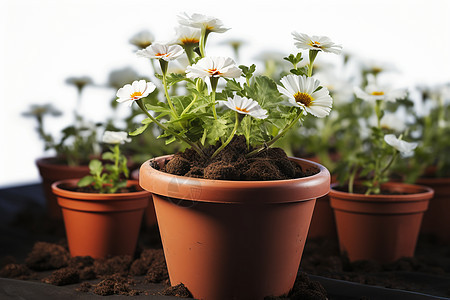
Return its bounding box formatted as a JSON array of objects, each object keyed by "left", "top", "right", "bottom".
[
  {"left": 113, "top": 13, "right": 340, "bottom": 300},
  {"left": 330, "top": 80, "right": 434, "bottom": 263},
  {"left": 51, "top": 131, "right": 150, "bottom": 259}
]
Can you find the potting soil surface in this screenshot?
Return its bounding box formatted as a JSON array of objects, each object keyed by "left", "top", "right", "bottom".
[{"left": 1, "top": 183, "right": 449, "bottom": 299}]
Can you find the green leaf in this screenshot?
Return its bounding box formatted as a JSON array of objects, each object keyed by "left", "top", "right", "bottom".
[
  {"left": 77, "top": 175, "right": 94, "bottom": 187},
  {"left": 129, "top": 123, "right": 149, "bottom": 136},
  {"left": 102, "top": 152, "right": 115, "bottom": 161},
  {"left": 89, "top": 159, "right": 103, "bottom": 174},
  {"left": 203, "top": 118, "right": 229, "bottom": 143}
]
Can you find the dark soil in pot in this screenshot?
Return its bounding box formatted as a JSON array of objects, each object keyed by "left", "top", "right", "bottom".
[{"left": 154, "top": 135, "right": 318, "bottom": 180}]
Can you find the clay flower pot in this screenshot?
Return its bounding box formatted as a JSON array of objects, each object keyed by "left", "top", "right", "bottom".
[
  {"left": 36, "top": 157, "right": 90, "bottom": 219},
  {"left": 139, "top": 155, "right": 330, "bottom": 300},
  {"left": 51, "top": 179, "right": 149, "bottom": 259},
  {"left": 131, "top": 169, "right": 157, "bottom": 228},
  {"left": 415, "top": 175, "right": 450, "bottom": 244},
  {"left": 329, "top": 182, "right": 434, "bottom": 263}
]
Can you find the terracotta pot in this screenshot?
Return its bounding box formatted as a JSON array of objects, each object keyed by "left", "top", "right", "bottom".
[
  {"left": 329, "top": 182, "right": 433, "bottom": 263},
  {"left": 139, "top": 155, "right": 330, "bottom": 300},
  {"left": 36, "top": 157, "right": 90, "bottom": 219},
  {"left": 131, "top": 169, "right": 157, "bottom": 227},
  {"left": 416, "top": 176, "right": 450, "bottom": 244},
  {"left": 305, "top": 155, "right": 338, "bottom": 240},
  {"left": 52, "top": 179, "right": 149, "bottom": 259}
]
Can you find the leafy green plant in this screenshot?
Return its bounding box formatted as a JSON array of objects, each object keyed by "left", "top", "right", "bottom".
[
  {"left": 78, "top": 131, "right": 130, "bottom": 193},
  {"left": 114, "top": 13, "right": 342, "bottom": 161}
]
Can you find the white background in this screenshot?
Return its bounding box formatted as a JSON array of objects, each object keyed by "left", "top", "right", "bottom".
[{"left": 1, "top": 0, "right": 449, "bottom": 187}]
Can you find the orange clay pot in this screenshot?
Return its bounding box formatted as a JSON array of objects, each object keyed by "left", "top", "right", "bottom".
[
  {"left": 131, "top": 169, "right": 157, "bottom": 227},
  {"left": 52, "top": 179, "right": 149, "bottom": 259},
  {"left": 329, "top": 182, "right": 433, "bottom": 263},
  {"left": 304, "top": 155, "right": 338, "bottom": 240},
  {"left": 416, "top": 176, "right": 450, "bottom": 244},
  {"left": 139, "top": 155, "right": 330, "bottom": 300},
  {"left": 36, "top": 157, "right": 90, "bottom": 219}
]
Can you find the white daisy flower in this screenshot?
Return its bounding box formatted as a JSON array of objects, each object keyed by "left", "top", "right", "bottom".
[
  {"left": 22, "top": 104, "right": 62, "bottom": 118},
  {"left": 129, "top": 30, "right": 155, "bottom": 49},
  {"left": 292, "top": 32, "right": 342, "bottom": 54},
  {"left": 173, "top": 26, "right": 201, "bottom": 46},
  {"left": 384, "top": 134, "right": 418, "bottom": 157},
  {"left": 102, "top": 131, "right": 131, "bottom": 145},
  {"left": 219, "top": 95, "right": 268, "bottom": 119},
  {"left": 186, "top": 56, "right": 242, "bottom": 79},
  {"left": 177, "top": 12, "right": 229, "bottom": 33},
  {"left": 116, "top": 80, "right": 156, "bottom": 107},
  {"left": 277, "top": 74, "right": 333, "bottom": 118},
  {"left": 136, "top": 43, "right": 184, "bottom": 62},
  {"left": 380, "top": 114, "right": 406, "bottom": 132}
]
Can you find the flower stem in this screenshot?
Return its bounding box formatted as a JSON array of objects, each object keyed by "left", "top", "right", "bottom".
[
  {"left": 211, "top": 111, "right": 240, "bottom": 159},
  {"left": 210, "top": 77, "right": 219, "bottom": 120},
  {"left": 160, "top": 60, "right": 178, "bottom": 118},
  {"left": 307, "top": 50, "right": 319, "bottom": 77},
  {"left": 247, "top": 109, "right": 303, "bottom": 157},
  {"left": 199, "top": 29, "right": 210, "bottom": 58},
  {"left": 136, "top": 99, "right": 206, "bottom": 158}
]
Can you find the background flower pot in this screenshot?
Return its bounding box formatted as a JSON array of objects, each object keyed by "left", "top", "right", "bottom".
[
  {"left": 139, "top": 155, "right": 330, "bottom": 300},
  {"left": 131, "top": 169, "right": 157, "bottom": 228},
  {"left": 52, "top": 179, "right": 149, "bottom": 259},
  {"left": 329, "top": 182, "right": 433, "bottom": 263},
  {"left": 36, "top": 157, "right": 90, "bottom": 219},
  {"left": 415, "top": 176, "right": 450, "bottom": 244}
]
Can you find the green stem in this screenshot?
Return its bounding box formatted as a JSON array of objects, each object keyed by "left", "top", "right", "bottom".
[
  {"left": 199, "top": 28, "right": 210, "bottom": 58},
  {"left": 348, "top": 166, "right": 357, "bottom": 194},
  {"left": 210, "top": 77, "right": 219, "bottom": 120},
  {"left": 136, "top": 99, "right": 206, "bottom": 158},
  {"left": 247, "top": 109, "right": 303, "bottom": 157},
  {"left": 160, "top": 60, "right": 178, "bottom": 118},
  {"left": 184, "top": 44, "right": 196, "bottom": 65},
  {"left": 211, "top": 111, "right": 240, "bottom": 159},
  {"left": 307, "top": 50, "right": 319, "bottom": 77}
]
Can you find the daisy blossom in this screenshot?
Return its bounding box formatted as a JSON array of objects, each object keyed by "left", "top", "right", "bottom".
[
  {"left": 219, "top": 95, "right": 268, "bottom": 119},
  {"left": 277, "top": 74, "right": 333, "bottom": 118},
  {"left": 380, "top": 114, "right": 406, "bottom": 132},
  {"left": 384, "top": 134, "right": 418, "bottom": 157},
  {"left": 292, "top": 32, "right": 342, "bottom": 54},
  {"left": 102, "top": 131, "right": 131, "bottom": 144},
  {"left": 129, "top": 30, "right": 155, "bottom": 49},
  {"left": 136, "top": 43, "right": 184, "bottom": 62},
  {"left": 186, "top": 56, "right": 241, "bottom": 79},
  {"left": 354, "top": 75, "right": 406, "bottom": 102},
  {"left": 116, "top": 80, "right": 156, "bottom": 107},
  {"left": 177, "top": 12, "right": 229, "bottom": 33},
  {"left": 173, "top": 26, "right": 201, "bottom": 46}
]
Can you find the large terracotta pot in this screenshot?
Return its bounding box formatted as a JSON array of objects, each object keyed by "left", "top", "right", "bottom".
[
  {"left": 131, "top": 169, "right": 157, "bottom": 227},
  {"left": 139, "top": 155, "right": 330, "bottom": 300},
  {"left": 415, "top": 176, "right": 450, "bottom": 244},
  {"left": 36, "top": 157, "right": 90, "bottom": 219},
  {"left": 52, "top": 179, "right": 149, "bottom": 259},
  {"left": 329, "top": 182, "right": 434, "bottom": 263}
]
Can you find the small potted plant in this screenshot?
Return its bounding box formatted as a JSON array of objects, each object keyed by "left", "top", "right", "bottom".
[
  {"left": 51, "top": 131, "right": 150, "bottom": 259},
  {"left": 403, "top": 84, "right": 450, "bottom": 244},
  {"left": 24, "top": 77, "right": 101, "bottom": 219},
  {"left": 112, "top": 13, "right": 340, "bottom": 299},
  {"left": 329, "top": 74, "right": 434, "bottom": 263}
]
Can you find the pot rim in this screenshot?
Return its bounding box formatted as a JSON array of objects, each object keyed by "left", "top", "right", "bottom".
[
  {"left": 52, "top": 179, "right": 150, "bottom": 200},
  {"left": 329, "top": 182, "right": 434, "bottom": 202},
  {"left": 139, "top": 155, "right": 331, "bottom": 204}
]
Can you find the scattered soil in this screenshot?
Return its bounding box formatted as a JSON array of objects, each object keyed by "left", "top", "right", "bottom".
[
  {"left": 0, "top": 240, "right": 326, "bottom": 298},
  {"left": 301, "top": 236, "right": 450, "bottom": 297},
  {"left": 154, "top": 135, "right": 318, "bottom": 181}
]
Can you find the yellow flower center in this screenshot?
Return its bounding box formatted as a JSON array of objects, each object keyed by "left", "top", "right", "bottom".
[
  {"left": 181, "top": 37, "right": 200, "bottom": 44},
  {"left": 130, "top": 91, "right": 143, "bottom": 99},
  {"left": 371, "top": 91, "right": 385, "bottom": 96},
  {"left": 293, "top": 92, "right": 314, "bottom": 107},
  {"left": 155, "top": 52, "right": 167, "bottom": 57},
  {"left": 309, "top": 40, "right": 322, "bottom": 49},
  {"left": 208, "top": 68, "right": 221, "bottom": 76},
  {"left": 235, "top": 106, "right": 249, "bottom": 113}
]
